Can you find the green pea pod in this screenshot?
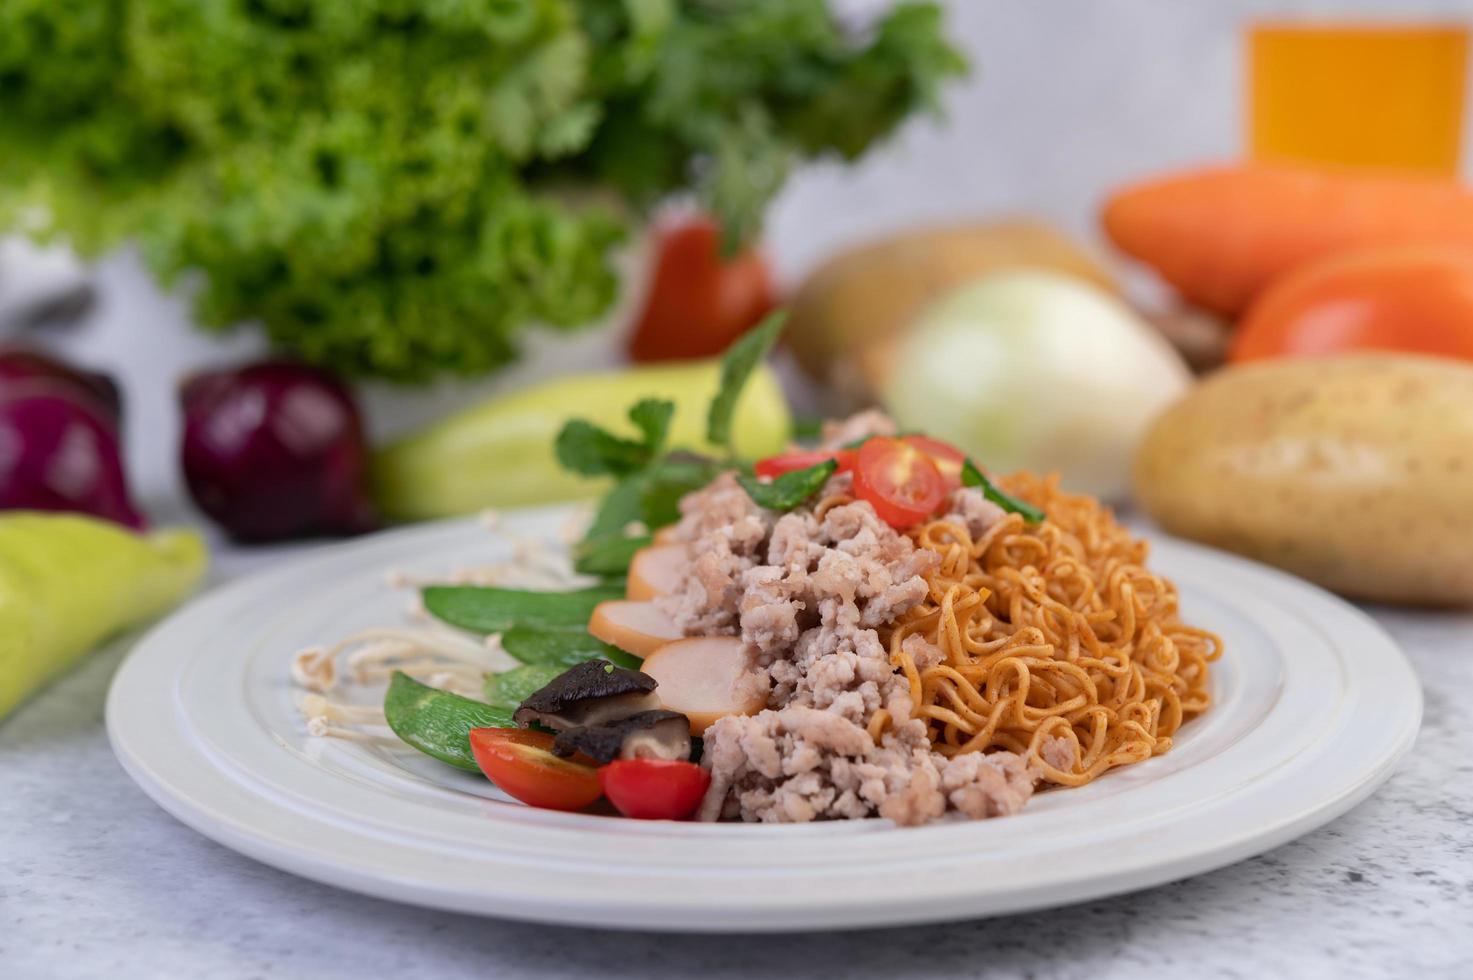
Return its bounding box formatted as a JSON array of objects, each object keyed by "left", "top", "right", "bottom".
[
  {"left": 482, "top": 664, "right": 564, "bottom": 712},
  {"left": 422, "top": 583, "right": 624, "bottom": 634},
  {"left": 0, "top": 514, "right": 207, "bottom": 719},
  {"left": 383, "top": 671, "right": 514, "bottom": 772},
  {"left": 500, "top": 627, "right": 642, "bottom": 669}
]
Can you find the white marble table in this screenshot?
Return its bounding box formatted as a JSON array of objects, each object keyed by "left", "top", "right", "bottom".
[{"left": 3, "top": 533, "right": 1472, "bottom": 980}]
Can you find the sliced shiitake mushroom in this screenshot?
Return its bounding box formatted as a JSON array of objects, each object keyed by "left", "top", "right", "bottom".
[
  {"left": 551, "top": 709, "right": 692, "bottom": 764},
  {"left": 512, "top": 659, "right": 660, "bottom": 730}
]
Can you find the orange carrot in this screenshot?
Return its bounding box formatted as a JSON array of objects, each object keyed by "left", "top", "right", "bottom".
[{"left": 1102, "top": 164, "right": 1473, "bottom": 315}]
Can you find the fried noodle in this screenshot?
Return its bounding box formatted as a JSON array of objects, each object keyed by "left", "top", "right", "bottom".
[{"left": 884, "top": 472, "right": 1220, "bottom": 787}]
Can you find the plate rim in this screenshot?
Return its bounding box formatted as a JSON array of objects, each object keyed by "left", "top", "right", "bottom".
[{"left": 106, "top": 509, "right": 1423, "bottom": 932}]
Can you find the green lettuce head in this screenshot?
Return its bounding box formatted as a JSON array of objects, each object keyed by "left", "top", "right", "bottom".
[{"left": 0, "top": 0, "right": 964, "bottom": 381}]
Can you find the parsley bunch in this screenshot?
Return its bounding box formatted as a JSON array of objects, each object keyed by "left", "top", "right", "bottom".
[{"left": 0, "top": 0, "right": 963, "bottom": 380}]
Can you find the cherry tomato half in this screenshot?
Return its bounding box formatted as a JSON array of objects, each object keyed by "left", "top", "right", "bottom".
[
  {"left": 853, "top": 437, "right": 947, "bottom": 528},
  {"left": 469, "top": 728, "right": 603, "bottom": 812},
  {"left": 902, "top": 435, "right": 965, "bottom": 490},
  {"left": 598, "top": 759, "right": 711, "bottom": 821},
  {"left": 752, "top": 448, "right": 856, "bottom": 480}
]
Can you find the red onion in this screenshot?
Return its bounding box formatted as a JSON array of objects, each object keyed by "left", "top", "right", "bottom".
[
  {"left": 0, "top": 381, "right": 144, "bottom": 529},
  {"left": 180, "top": 361, "right": 377, "bottom": 542},
  {"left": 0, "top": 346, "right": 122, "bottom": 429}
]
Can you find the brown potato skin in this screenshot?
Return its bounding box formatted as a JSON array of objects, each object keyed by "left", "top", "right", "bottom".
[{"left": 1134, "top": 354, "right": 1473, "bottom": 606}]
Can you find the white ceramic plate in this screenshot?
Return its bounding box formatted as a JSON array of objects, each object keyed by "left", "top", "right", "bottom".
[{"left": 107, "top": 508, "right": 1421, "bottom": 932}]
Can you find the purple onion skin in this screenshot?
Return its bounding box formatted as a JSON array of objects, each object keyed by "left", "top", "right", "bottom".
[
  {"left": 180, "top": 361, "right": 377, "bottom": 542},
  {"left": 0, "top": 382, "right": 145, "bottom": 529},
  {"left": 0, "top": 346, "right": 122, "bottom": 429}
]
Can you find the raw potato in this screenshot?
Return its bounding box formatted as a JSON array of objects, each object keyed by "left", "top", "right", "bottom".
[
  {"left": 626, "top": 544, "right": 687, "bottom": 601},
  {"left": 640, "top": 637, "right": 764, "bottom": 735},
  {"left": 786, "top": 222, "right": 1116, "bottom": 400},
  {"left": 587, "top": 600, "right": 683, "bottom": 658},
  {"left": 1135, "top": 354, "right": 1473, "bottom": 605}
]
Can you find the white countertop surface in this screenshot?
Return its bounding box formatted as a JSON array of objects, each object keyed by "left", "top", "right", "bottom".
[{"left": 2, "top": 531, "right": 1471, "bottom": 980}]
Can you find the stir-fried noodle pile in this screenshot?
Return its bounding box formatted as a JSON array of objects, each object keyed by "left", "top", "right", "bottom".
[{"left": 888, "top": 473, "right": 1221, "bottom": 786}]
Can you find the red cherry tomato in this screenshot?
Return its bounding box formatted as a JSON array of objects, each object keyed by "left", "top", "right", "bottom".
[
  {"left": 627, "top": 216, "right": 775, "bottom": 362},
  {"left": 902, "top": 435, "right": 966, "bottom": 490},
  {"left": 853, "top": 437, "right": 947, "bottom": 528},
  {"left": 469, "top": 728, "right": 603, "bottom": 812},
  {"left": 598, "top": 759, "right": 711, "bottom": 821},
  {"left": 752, "top": 448, "right": 856, "bottom": 480}
]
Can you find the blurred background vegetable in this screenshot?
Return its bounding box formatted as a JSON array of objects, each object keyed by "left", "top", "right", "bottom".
[
  {"left": 1103, "top": 163, "right": 1473, "bottom": 316},
  {"left": 0, "top": 347, "right": 121, "bottom": 427},
  {"left": 626, "top": 214, "right": 774, "bottom": 363},
  {"left": 1232, "top": 246, "right": 1473, "bottom": 363},
  {"left": 180, "top": 362, "right": 377, "bottom": 542},
  {"left": 0, "top": 513, "right": 205, "bottom": 718},
  {"left": 1135, "top": 354, "right": 1473, "bottom": 606},
  {"left": 0, "top": 371, "right": 144, "bottom": 529},
  {"left": 785, "top": 222, "right": 1116, "bottom": 402},
  {"left": 373, "top": 358, "right": 790, "bottom": 521},
  {"left": 879, "top": 270, "right": 1190, "bottom": 500},
  {"left": 0, "top": 0, "right": 963, "bottom": 382}
]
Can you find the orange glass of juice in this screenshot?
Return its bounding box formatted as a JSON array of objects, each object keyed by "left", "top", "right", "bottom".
[{"left": 1249, "top": 23, "right": 1469, "bottom": 175}]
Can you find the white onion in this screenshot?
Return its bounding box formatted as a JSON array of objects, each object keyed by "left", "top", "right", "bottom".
[{"left": 881, "top": 270, "right": 1191, "bottom": 501}]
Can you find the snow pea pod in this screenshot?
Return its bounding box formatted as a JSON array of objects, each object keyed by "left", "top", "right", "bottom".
[
  {"left": 422, "top": 583, "right": 624, "bottom": 635},
  {"left": 383, "top": 671, "right": 514, "bottom": 772},
  {"left": 500, "top": 627, "right": 641, "bottom": 670}
]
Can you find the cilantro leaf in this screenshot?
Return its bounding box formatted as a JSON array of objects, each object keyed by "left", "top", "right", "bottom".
[
  {"left": 737, "top": 459, "right": 837, "bottom": 511},
  {"left": 708, "top": 310, "right": 788, "bottom": 449},
  {"left": 961, "top": 459, "right": 1045, "bottom": 523}
]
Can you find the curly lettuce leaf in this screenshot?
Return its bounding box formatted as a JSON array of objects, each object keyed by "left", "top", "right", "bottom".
[{"left": 0, "top": 0, "right": 964, "bottom": 380}]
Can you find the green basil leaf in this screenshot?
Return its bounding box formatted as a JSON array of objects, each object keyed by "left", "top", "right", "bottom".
[
  {"left": 627, "top": 398, "right": 675, "bottom": 456},
  {"left": 961, "top": 458, "right": 1045, "bottom": 523},
  {"left": 423, "top": 584, "right": 624, "bottom": 634},
  {"left": 736, "top": 458, "right": 837, "bottom": 511},
  {"left": 554, "top": 419, "right": 651, "bottom": 477},
  {"left": 639, "top": 456, "right": 723, "bottom": 528},
  {"left": 584, "top": 472, "right": 652, "bottom": 540},
  {"left": 707, "top": 309, "right": 787, "bottom": 449}
]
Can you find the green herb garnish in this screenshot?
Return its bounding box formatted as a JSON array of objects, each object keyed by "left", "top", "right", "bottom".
[
  {"left": 555, "top": 398, "right": 675, "bottom": 477},
  {"left": 707, "top": 310, "right": 788, "bottom": 450},
  {"left": 961, "top": 459, "right": 1046, "bottom": 523},
  {"left": 573, "top": 533, "right": 653, "bottom": 578},
  {"left": 736, "top": 459, "right": 838, "bottom": 511}
]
